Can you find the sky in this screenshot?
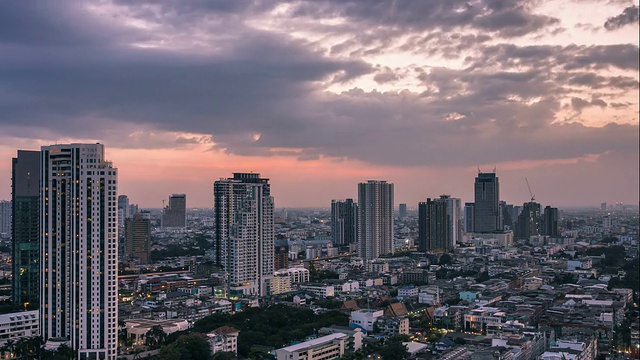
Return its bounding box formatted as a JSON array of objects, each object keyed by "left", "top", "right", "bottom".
[{"left": 0, "top": 0, "right": 638, "bottom": 209}]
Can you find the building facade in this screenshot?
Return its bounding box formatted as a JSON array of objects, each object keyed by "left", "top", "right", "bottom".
[
  {"left": 357, "top": 180, "right": 394, "bottom": 260},
  {"left": 162, "top": 194, "right": 186, "bottom": 228},
  {"left": 214, "top": 173, "right": 274, "bottom": 296},
  {"left": 12, "top": 150, "right": 41, "bottom": 309},
  {"left": 331, "top": 199, "right": 357, "bottom": 246},
  {"left": 474, "top": 172, "right": 501, "bottom": 233},
  {"left": 0, "top": 310, "right": 39, "bottom": 348},
  {"left": 40, "top": 143, "right": 118, "bottom": 360},
  {"left": 516, "top": 202, "right": 541, "bottom": 240},
  {"left": 124, "top": 213, "right": 151, "bottom": 264},
  {"left": 418, "top": 197, "right": 451, "bottom": 252},
  {"left": 541, "top": 206, "right": 559, "bottom": 237},
  {"left": 0, "top": 200, "right": 10, "bottom": 236}
]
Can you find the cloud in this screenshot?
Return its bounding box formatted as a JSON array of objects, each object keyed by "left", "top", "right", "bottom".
[
  {"left": 604, "top": 5, "right": 640, "bottom": 30},
  {"left": 0, "top": 0, "right": 637, "bottom": 174}
]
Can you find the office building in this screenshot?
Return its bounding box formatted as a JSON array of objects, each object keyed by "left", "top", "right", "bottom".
[
  {"left": 0, "top": 200, "right": 10, "bottom": 236},
  {"left": 473, "top": 172, "right": 501, "bottom": 232},
  {"left": 463, "top": 202, "right": 474, "bottom": 233},
  {"left": 162, "top": 194, "right": 186, "bottom": 228},
  {"left": 418, "top": 197, "right": 451, "bottom": 252},
  {"left": 214, "top": 173, "right": 274, "bottom": 296},
  {"left": 398, "top": 203, "right": 407, "bottom": 218},
  {"left": 117, "top": 194, "right": 129, "bottom": 229},
  {"left": 600, "top": 202, "right": 607, "bottom": 212},
  {"left": 541, "top": 206, "right": 559, "bottom": 237},
  {"left": 125, "top": 214, "right": 151, "bottom": 264},
  {"left": 516, "top": 202, "right": 541, "bottom": 240},
  {"left": 40, "top": 143, "right": 118, "bottom": 360},
  {"left": 331, "top": 199, "right": 357, "bottom": 246},
  {"left": 12, "top": 150, "right": 40, "bottom": 309},
  {"left": 357, "top": 180, "right": 394, "bottom": 260}
]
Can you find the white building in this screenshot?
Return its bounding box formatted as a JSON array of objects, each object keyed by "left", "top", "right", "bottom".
[
  {"left": 214, "top": 173, "right": 274, "bottom": 297},
  {"left": 270, "top": 274, "right": 292, "bottom": 295},
  {"left": 40, "top": 143, "right": 118, "bottom": 360},
  {"left": 274, "top": 266, "right": 310, "bottom": 284},
  {"left": 358, "top": 180, "right": 394, "bottom": 260},
  {"left": 350, "top": 310, "right": 384, "bottom": 331},
  {"left": 207, "top": 326, "right": 239, "bottom": 355},
  {"left": 0, "top": 310, "right": 39, "bottom": 347},
  {"left": 275, "top": 333, "right": 347, "bottom": 360},
  {"left": 300, "top": 284, "right": 335, "bottom": 298},
  {"left": 418, "top": 286, "right": 440, "bottom": 305},
  {"left": 398, "top": 286, "right": 418, "bottom": 300}
]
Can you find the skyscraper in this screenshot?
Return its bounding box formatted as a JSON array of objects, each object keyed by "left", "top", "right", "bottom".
[
  {"left": 117, "top": 194, "right": 129, "bottom": 229},
  {"left": 214, "top": 173, "right": 274, "bottom": 296},
  {"left": 473, "top": 172, "right": 501, "bottom": 233},
  {"left": 516, "top": 202, "right": 541, "bottom": 240},
  {"left": 40, "top": 143, "right": 118, "bottom": 359},
  {"left": 541, "top": 206, "right": 559, "bottom": 237},
  {"left": 398, "top": 203, "right": 407, "bottom": 218},
  {"left": 418, "top": 197, "right": 451, "bottom": 252},
  {"left": 331, "top": 199, "right": 357, "bottom": 246},
  {"left": 162, "top": 194, "right": 186, "bottom": 228},
  {"left": 0, "top": 200, "right": 11, "bottom": 236},
  {"left": 125, "top": 213, "right": 151, "bottom": 264},
  {"left": 357, "top": 180, "right": 394, "bottom": 260},
  {"left": 440, "top": 195, "right": 462, "bottom": 246},
  {"left": 12, "top": 150, "right": 40, "bottom": 309},
  {"left": 463, "top": 202, "right": 474, "bottom": 233}
]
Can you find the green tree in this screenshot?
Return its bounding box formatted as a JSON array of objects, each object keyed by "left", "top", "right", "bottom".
[
  {"left": 212, "top": 352, "right": 238, "bottom": 360},
  {"left": 378, "top": 336, "right": 409, "bottom": 360},
  {"left": 158, "top": 333, "right": 211, "bottom": 360},
  {"left": 439, "top": 253, "right": 453, "bottom": 265}
]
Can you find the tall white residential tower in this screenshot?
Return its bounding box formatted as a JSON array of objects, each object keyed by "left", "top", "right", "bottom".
[
  {"left": 358, "top": 180, "right": 394, "bottom": 260},
  {"left": 40, "top": 143, "right": 118, "bottom": 360},
  {"left": 214, "top": 173, "right": 274, "bottom": 297}
]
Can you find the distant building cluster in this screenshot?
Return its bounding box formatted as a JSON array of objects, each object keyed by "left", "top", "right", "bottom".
[{"left": 0, "top": 143, "right": 637, "bottom": 360}]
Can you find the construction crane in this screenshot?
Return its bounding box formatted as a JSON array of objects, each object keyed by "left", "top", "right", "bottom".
[{"left": 525, "top": 178, "right": 535, "bottom": 202}]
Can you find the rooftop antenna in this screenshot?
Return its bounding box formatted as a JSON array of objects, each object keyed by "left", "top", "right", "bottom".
[
  {"left": 477, "top": 166, "right": 482, "bottom": 174},
  {"left": 525, "top": 178, "right": 535, "bottom": 202}
]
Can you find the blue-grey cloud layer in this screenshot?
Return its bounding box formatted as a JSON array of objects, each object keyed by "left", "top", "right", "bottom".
[{"left": 0, "top": 0, "right": 637, "bottom": 167}]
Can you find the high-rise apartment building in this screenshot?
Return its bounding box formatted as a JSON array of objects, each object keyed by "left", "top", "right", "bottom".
[
  {"left": 117, "top": 194, "right": 129, "bottom": 229},
  {"left": 125, "top": 213, "right": 151, "bottom": 264},
  {"left": 357, "top": 180, "right": 394, "bottom": 260},
  {"left": 0, "top": 200, "right": 11, "bottom": 236},
  {"left": 398, "top": 203, "right": 407, "bottom": 218},
  {"left": 541, "top": 206, "right": 559, "bottom": 237},
  {"left": 418, "top": 197, "right": 451, "bottom": 252},
  {"left": 464, "top": 202, "right": 474, "bottom": 233},
  {"left": 162, "top": 194, "right": 186, "bottom": 228},
  {"left": 331, "top": 199, "right": 357, "bottom": 246},
  {"left": 12, "top": 150, "right": 40, "bottom": 309},
  {"left": 274, "top": 239, "right": 289, "bottom": 271},
  {"left": 516, "top": 202, "right": 541, "bottom": 240},
  {"left": 214, "top": 173, "right": 274, "bottom": 296},
  {"left": 40, "top": 143, "right": 118, "bottom": 360},
  {"left": 473, "top": 172, "right": 501, "bottom": 232},
  {"left": 440, "top": 195, "right": 462, "bottom": 246}
]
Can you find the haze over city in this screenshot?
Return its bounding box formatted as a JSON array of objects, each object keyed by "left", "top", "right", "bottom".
[{"left": 0, "top": 0, "right": 638, "bottom": 208}]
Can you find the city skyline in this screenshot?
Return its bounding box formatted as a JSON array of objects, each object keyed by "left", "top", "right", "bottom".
[{"left": 0, "top": 1, "right": 638, "bottom": 208}]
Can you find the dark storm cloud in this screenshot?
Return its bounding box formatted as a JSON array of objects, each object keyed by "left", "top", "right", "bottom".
[
  {"left": 0, "top": 0, "right": 638, "bottom": 169},
  {"left": 604, "top": 5, "right": 640, "bottom": 30}
]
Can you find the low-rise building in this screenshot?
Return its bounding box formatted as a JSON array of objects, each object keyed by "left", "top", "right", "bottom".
[
  {"left": 350, "top": 310, "right": 384, "bottom": 331},
  {"left": 207, "top": 326, "right": 239, "bottom": 355},
  {"left": 0, "top": 310, "right": 39, "bottom": 347},
  {"left": 375, "top": 316, "right": 409, "bottom": 335},
  {"left": 275, "top": 333, "right": 347, "bottom": 360}
]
